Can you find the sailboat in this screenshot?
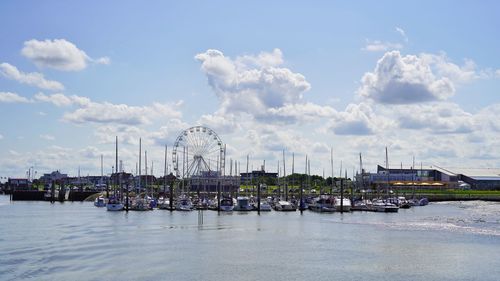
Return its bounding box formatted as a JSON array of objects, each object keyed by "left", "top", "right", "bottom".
[
  {"left": 274, "top": 150, "right": 296, "bottom": 212},
  {"left": 373, "top": 147, "right": 398, "bottom": 213},
  {"left": 106, "top": 136, "right": 124, "bottom": 211},
  {"left": 94, "top": 196, "right": 107, "bottom": 207},
  {"left": 176, "top": 194, "right": 193, "bottom": 211}
]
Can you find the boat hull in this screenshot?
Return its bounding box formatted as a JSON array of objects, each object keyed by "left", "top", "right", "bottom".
[{"left": 106, "top": 203, "right": 124, "bottom": 211}]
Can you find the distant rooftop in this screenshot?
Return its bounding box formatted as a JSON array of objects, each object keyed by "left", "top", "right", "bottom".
[
  {"left": 376, "top": 165, "right": 500, "bottom": 178},
  {"left": 437, "top": 167, "right": 500, "bottom": 178}
]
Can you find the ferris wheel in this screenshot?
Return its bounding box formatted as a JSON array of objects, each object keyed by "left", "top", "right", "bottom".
[{"left": 172, "top": 126, "right": 225, "bottom": 178}]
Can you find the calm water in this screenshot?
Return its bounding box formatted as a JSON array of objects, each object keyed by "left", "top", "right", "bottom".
[{"left": 0, "top": 195, "right": 499, "bottom": 281}]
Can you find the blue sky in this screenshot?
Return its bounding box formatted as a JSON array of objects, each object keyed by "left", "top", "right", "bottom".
[{"left": 1, "top": 0, "right": 499, "bottom": 179}]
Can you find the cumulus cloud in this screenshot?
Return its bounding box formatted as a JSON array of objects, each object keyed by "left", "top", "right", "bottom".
[
  {"left": 328, "top": 103, "right": 388, "bottom": 135},
  {"left": 21, "top": 39, "right": 109, "bottom": 71},
  {"left": 0, "top": 92, "right": 32, "bottom": 103},
  {"left": 34, "top": 92, "right": 90, "bottom": 107},
  {"left": 149, "top": 119, "right": 191, "bottom": 145},
  {"left": 195, "top": 49, "right": 311, "bottom": 119},
  {"left": 63, "top": 100, "right": 182, "bottom": 125},
  {"left": 362, "top": 40, "right": 403, "bottom": 52},
  {"left": 0, "top": 62, "right": 64, "bottom": 90},
  {"left": 358, "top": 51, "right": 455, "bottom": 104},
  {"left": 40, "top": 134, "right": 55, "bottom": 141},
  {"left": 394, "top": 102, "right": 475, "bottom": 134},
  {"left": 420, "top": 53, "right": 485, "bottom": 83},
  {"left": 198, "top": 112, "right": 242, "bottom": 134},
  {"left": 266, "top": 102, "right": 337, "bottom": 123}
]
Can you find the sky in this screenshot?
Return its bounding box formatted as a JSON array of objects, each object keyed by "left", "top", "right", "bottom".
[{"left": 1, "top": 0, "right": 500, "bottom": 179}]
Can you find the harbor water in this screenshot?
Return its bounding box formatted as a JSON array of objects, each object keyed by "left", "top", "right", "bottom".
[{"left": 0, "top": 195, "right": 499, "bottom": 281}]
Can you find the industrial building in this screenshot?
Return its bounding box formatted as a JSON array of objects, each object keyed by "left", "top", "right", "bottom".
[{"left": 359, "top": 165, "right": 500, "bottom": 190}]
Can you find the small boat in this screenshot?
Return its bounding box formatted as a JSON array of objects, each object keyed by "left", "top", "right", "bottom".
[
  {"left": 219, "top": 197, "right": 234, "bottom": 212},
  {"left": 176, "top": 195, "right": 193, "bottom": 211},
  {"left": 372, "top": 199, "right": 399, "bottom": 213},
  {"left": 334, "top": 197, "right": 352, "bottom": 212},
  {"left": 94, "top": 196, "right": 107, "bottom": 207},
  {"left": 397, "top": 196, "right": 411, "bottom": 209},
  {"left": 419, "top": 197, "right": 429, "bottom": 206},
  {"left": 309, "top": 195, "right": 335, "bottom": 212},
  {"left": 130, "top": 197, "right": 151, "bottom": 211},
  {"left": 195, "top": 197, "right": 210, "bottom": 210},
  {"left": 158, "top": 197, "right": 175, "bottom": 210},
  {"left": 106, "top": 197, "right": 124, "bottom": 211},
  {"left": 274, "top": 200, "right": 296, "bottom": 211},
  {"left": 251, "top": 198, "right": 272, "bottom": 211},
  {"left": 233, "top": 196, "right": 253, "bottom": 211},
  {"left": 351, "top": 199, "right": 372, "bottom": 211},
  {"left": 258, "top": 200, "right": 272, "bottom": 211}
]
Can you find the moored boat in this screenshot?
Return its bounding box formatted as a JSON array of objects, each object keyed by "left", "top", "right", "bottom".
[
  {"left": 233, "top": 196, "right": 253, "bottom": 211},
  {"left": 334, "top": 197, "right": 352, "bottom": 212},
  {"left": 309, "top": 195, "right": 335, "bottom": 212},
  {"left": 130, "top": 197, "right": 151, "bottom": 211},
  {"left": 372, "top": 199, "right": 399, "bottom": 213},
  {"left": 94, "top": 196, "right": 107, "bottom": 207},
  {"left": 176, "top": 195, "right": 193, "bottom": 211},
  {"left": 106, "top": 197, "right": 124, "bottom": 211},
  {"left": 274, "top": 200, "right": 296, "bottom": 211}
]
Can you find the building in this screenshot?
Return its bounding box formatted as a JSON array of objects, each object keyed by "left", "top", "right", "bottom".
[
  {"left": 39, "top": 171, "right": 68, "bottom": 185},
  {"left": 438, "top": 167, "right": 500, "bottom": 190},
  {"left": 359, "top": 165, "right": 459, "bottom": 189},
  {"left": 6, "top": 178, "right": 32, "bottom": 190},
  {"left": 189, "top": 171, "right": 240, "bottom": 192},
  {"left": 240, "top": 167, "right": 278, "bottom": 184}
]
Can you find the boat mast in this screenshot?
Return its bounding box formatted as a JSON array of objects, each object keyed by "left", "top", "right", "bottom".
[
  {"left": 330, "top": 148, "right": 334, "bottom": 195},
  {"left": 385, "top": 146, "right": 389, "bottom": 197},
  {"left": 283, "top": 149, "right": 287, "bottom": 201},
  {"left": 138, "top": 138, "right": 141, "bottom": 194},
  {"left": 145, "top": 150, "right": 148, "bottom": 198},
  {"left": 115, "top": 136, "right": 118, "bottom": 197},
  {"left": 292, "top": 152, "right": 295, "bottom": 199},
  {"left": 164, "top": 145, "right": 167, "bottom": 197}
]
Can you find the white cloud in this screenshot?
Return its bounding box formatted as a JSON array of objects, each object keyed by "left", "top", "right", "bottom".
[
  {"left": 362, "top": 40, "right": 403, "bottom": 52},
  {"left": 150, "top": 119, "right": 191, "bottom": 145},
  {"left": 358, "top": 51, "right": 455, "bottom": 104},
  {"left": 40, "top": 134, "right": 55, "bottom": 141},
  {"left": 496, "top": 69, "right": 500, "bottom": 78},
  {"left": 420, "top": 53, "right": 484, "bottom": 83},
  {"left": 34, "top": 92, "right": 90, "bottom": 107},
  {"left": 21, "top": 39, "right": 109, "bottom": 71},
  {"left": 0, "top": 62, "right": 64, "bottom": 90},
  {"left": 328, "top": 103, "right": 391, "bottom": 135},
  {"left": 63, "top": 100, "right": 182, "bottom": 125},
  {"left": 79, "top": 146, "right": 102, "bottom": 159},
  {"left": 0, "top": 92, "right": 32, "bottom": 103},
  {"left": 265, "top": 102, "right": 336, "bottom": 123},
  {"left": 393, "top": 102, "right": 475, "bottom": 134},
  {"left": 198, "top": 112, "right": 242, "bottom": 134},
  {"left": 195, "top": 49, "right": 311, "bottom": 119},
  {"left": 0, "top": 134, "right": 3, "bottom": 140},
  {"left": 395, "top": 27, "right": 408, "bottom": 42}
]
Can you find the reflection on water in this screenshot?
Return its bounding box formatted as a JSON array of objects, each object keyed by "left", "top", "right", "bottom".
[{"left": 0, "top": 196, "right": 499, "bottom": 281}]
